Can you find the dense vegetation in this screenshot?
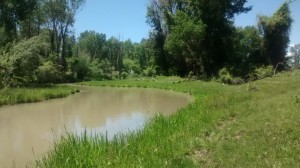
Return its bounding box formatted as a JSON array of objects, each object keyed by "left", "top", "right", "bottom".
[
  {"left": 0, "top": 0, "right": 298, "bottom": 89},
  {"left": 35, "top": 70, "right": 300, "bottom": 167}
]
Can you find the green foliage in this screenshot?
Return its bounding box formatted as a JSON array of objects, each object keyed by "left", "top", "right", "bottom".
[
  {"left": 1, "top": 34, "right": 51, "bottom": 86},
  {"left": 290, "top": 44, "right": 300, "bottom": 69},
  {"left": 123, "top": 58, "right": 141, "bottom": 76},
  {"left": 67, "top": 55, "right": 90, "bottom": 82},
  {"left": 258, "top": 2, "right": 293, "bottom": 67},
  {"left": 0, "top": 0, "right": 295, "bottom": 87},
  {"left": 218, "top": 67, "right": 233, "bottom": 84},
  {"left": 43, "top": 0, "right": 86, "bottom": 69},
  {"left": 165, "top": 10, "right": 206, "bottom": 77},
  {"left": 143, "top": 66, "right": 157, "bottom": 77},
  {"left": 252, "top": 65, "right": 274, "bottom": 80},
  {"left": 0, "top": 53, "right": 11, "bottom": 89},
  {"left": 146, "top": 0, "right": 252, "bottom": 77},
  {"left": 77, "top": 30, "right": 107, "bottom": 60},
  {"left": 231, "top": 26, "right": 266, "bottom": 76},
  {"left": 89, "top": 59, "right": 104, "bottom": 80},
  {"left": 0, "top": 0, "right": 37, "bottom": 43},
  {"left": 35, "top": 61, "right": 62, "bottom": 84}
]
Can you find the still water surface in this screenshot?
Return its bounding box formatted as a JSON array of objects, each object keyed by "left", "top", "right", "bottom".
[{"left": 0, "top": 86, "right": 191, "bottom": 167}]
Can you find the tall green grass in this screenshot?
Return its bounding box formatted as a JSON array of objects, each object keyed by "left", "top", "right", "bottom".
[
  {"left": 0, "top": 85, "right": 77, "bottom": 106},
  {"left": 35, "top": 71, "right": 300, "bottom": 167}
]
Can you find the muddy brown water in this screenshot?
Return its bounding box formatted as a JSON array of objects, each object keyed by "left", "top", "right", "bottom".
[{"left": 0, "top": 86, "right": 192, "bottom": 167}]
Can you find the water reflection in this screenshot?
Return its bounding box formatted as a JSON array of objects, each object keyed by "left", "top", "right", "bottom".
[{"left": 0, "top": 86, "right": 191, "bottom": 167}]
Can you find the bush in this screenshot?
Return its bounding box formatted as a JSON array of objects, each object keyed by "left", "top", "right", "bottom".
[
  {"left": 35, "top": 61, "right": 62, "bottom": 84},
  {"left": 67, "top": 56, "right": 90, "bottom": 81},
  {"left": 112, "top": 71, "right": 120, "bottom": 79},
  {"left": 250, "top": 65, "right": 273, "bottom": 80},
  {"left": 232, "top": 77, "right": 245, "bottom": 85},
  {"left": 123, "top": 58, "right": 141, "bottom": 75},
  {"left": 120, "top": 71, "right": 128, "bottom": 79},
  {"left": 89, "top": 59, "right": 104, "bottom": 80},
  {"left": 218, "top": 67, "right": 233, "bottom": 84},
  {"left": 8, "top": 35, "right": 50, "bottom": 84},
  {"left": 143, "top": 66, "right": 157, "bottom": 77},
  {"left": 0, "top": 54, "right": 11, "bottom": 89}
]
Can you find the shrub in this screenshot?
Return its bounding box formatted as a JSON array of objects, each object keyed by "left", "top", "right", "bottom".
[
  {"left": 120, "top": 71, "right": 128, "bottom": 79},
  {"left": 232, "top": 77, "right": 245, "bottom": 85},
  {"left": 67, "top": 56, "right": 90, "bottom": 81},
  {"left": 251, "top": 65, "right": 273, "bottom": 80},
  {"left": 143, "top": 66, "right": 157, "bottom": 77},
  {"left": 112, "top": 71, "right": 120, "bottom": 79},
  {"left": 123, "top": 58, "right": 141, "bottom": 75},
  {"left": 35, "top": 61, "right": 62, "bottom": 84},
  {"left": 218, "top": 67, "right": 233, "bottom": 84},
  {"left": 89, "top": 59, "right": 104, "bottom": 80}
]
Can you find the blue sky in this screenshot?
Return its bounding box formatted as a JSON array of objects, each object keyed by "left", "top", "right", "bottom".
[{"left": 75, "top": 0, "right": 299, "bottom": 44}]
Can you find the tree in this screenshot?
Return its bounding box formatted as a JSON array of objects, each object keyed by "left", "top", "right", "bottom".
[
  {"left": 0, "top": 0, "right": 37, "bottom": 45},
  {"left": 19, "top": 0, "right": 45, "bottom": 39},
  {"left": 290, "top": 44, "right": 300, "bottom": 69},
  {"left": 165, "top": 10, "right": 206, "bottom": 77},
  {"left": 230, "top": 26, "right": 266, "bottom": 76},
  {"left": 258, "top": 2, "right": 293, "bottom": 69},
  {"left": 123, "top": 39, "right": 135, "bottom": 59},
  {"left": 134, "top": 41, "right": 149, "bottom": 70},
  {"left": 107, "top": 37, "right": 123, "bottom": 74},
  {"left": 77, "top": 30, "right": 106, "bottom": 60},
  {"left": 146, "top": 0, "right": 180, "bottom": 75},
  {"left": 146, "top": 0, "right": 252, "bottom": 77},
  {"left": 184, "top": 0, "right": 252, "bottom": 76},
  {"left": 43, "top": 0, "right": 85, "bottom": 70},
  {"left": 1, "top": 33, "right": 51, "bottom": 86}
]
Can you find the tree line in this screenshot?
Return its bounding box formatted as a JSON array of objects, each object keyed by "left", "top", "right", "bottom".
[
  {"left": 146, "top": 0, "right": 294, "bottom": 80},
  {"left": 0, "top": 0, "right": 296, "bottom": 88}
]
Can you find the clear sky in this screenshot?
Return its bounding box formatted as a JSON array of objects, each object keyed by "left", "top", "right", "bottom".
[{"left": 75, "top": 0, "right": 299, "bottom": 44}]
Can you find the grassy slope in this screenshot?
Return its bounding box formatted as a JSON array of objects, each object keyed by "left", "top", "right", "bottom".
[
  {"left": 0, "top": 85, "right": 77, "bottom": 106},
  {"left": 36, "top": 71, "right": 300, "bottom": 167}
]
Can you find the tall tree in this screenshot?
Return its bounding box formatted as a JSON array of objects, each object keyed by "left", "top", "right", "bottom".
[
  {"left": 258, "top": 1, "right": 293, "bottom": 68},
  {"left": 185, "top": 0, "right": 252, "bottom": 76},
  {"left": 290, "top": 44, "right": 300, "bottom": 69},
  {"left": 146, "top": 0, "right": 181, "bottom": 75},
  {"left": 107, "top": 37, "right": 123, "bottom": 73},
  {"left": 77, "top": 30, "right": 106, "bottom": 60},
  {"left": 230, "top": 26, "right": 266, "bottom": 76},
  {"left": 165, "top": 10, "right": 206, "bottom": 77},
  {"left": 0, "top": 0, "right": 37, "bottom": 45},
  {"left": 43, "top": 0, "right": 85, "bottom": 69},
  {"left": 19, "top": 0, "right": 45, "bottom": 38},
  {"left": 146, "top": 0, "right": 251, "bottom": 76}
]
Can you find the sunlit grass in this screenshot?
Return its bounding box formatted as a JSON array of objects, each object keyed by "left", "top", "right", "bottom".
[
  {"left": 0, "top": 85, "right": 77, "bottom": 106},
  {"left": 35, "top": 71, "right": 300, "bottom": 167}
]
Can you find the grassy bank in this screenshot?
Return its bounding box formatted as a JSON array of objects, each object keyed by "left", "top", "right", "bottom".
[
  {"left": 0, "top": 85, "right": 77, "bottom": 106},
  {"left": 35, "top": 71, "right": 300, "bottom": 167}
]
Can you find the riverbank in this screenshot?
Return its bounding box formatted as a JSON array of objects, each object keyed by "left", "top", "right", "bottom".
[
  {"left": 36, "top": 71, "right": 300, "bottom": 167},
  {"left": 0, "top": 85, "right": 78, "bottom": 107}
]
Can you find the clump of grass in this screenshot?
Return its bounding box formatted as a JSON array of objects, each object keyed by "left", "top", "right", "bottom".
[
  {"left": 36, "top": 70, "right": 300, "bottom": 167},
  {"left": 247, "top": 82, "right": 259, "bottom": 91}
]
